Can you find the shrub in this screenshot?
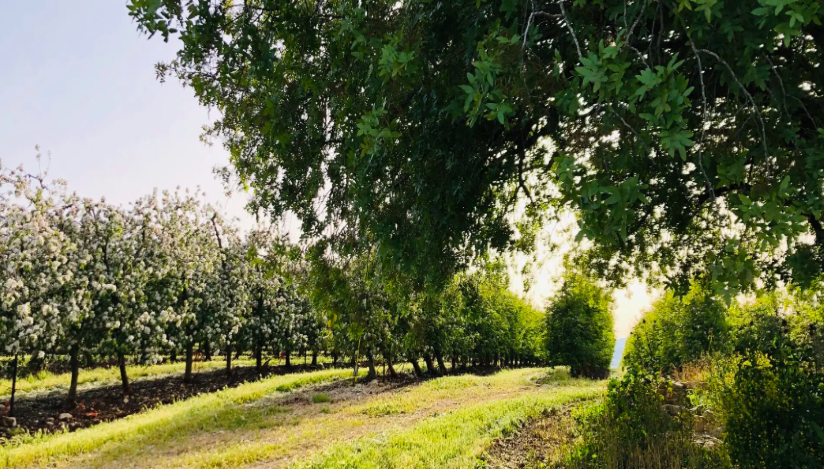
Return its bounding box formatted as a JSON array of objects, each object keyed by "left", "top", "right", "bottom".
[
  {"left": 624, "top": 283, "right": 729, "bottom": 375},
  {"left": 545, "top": 274, "right": 614, "bottom": 378},
  {"left": 565, "top": 368, "right": 731, "bottom": 469},
  {"left": 706, "top": 295, "right": 824, "bottom": 469}
]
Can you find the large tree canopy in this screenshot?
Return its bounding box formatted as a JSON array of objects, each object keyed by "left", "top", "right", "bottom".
[{"left": 129, "top": 0, "right": 823, "bottom": 297}]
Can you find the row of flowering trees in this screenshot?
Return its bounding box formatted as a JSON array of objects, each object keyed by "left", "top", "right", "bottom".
[
  {"left": 0, "top": 161, "right": 324, "bottom": 411},
  {"left": 1, "top": 160, "right": 549, "bottom": 413}
]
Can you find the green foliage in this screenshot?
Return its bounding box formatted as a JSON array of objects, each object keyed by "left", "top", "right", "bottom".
[
  {"left": 618, "top": 290, "right": 824, "bottom": 469},
  {"left": 566, "top": 369, "right": 731, "bottom": 469},
  {"left": 707, "top": 295, "right": 824, "bottom": 468},
  {"left": 129, "top": 0, "right": 824, "bottom": 297},
  {"left": 545, "top": 274, "right": 614, "bottom": 378},
  {"left": 455, "top": 264, "right": 547, "bottom": 368},
  {"left": 624, "top": 283, "right": 729, "bottom": 374}
]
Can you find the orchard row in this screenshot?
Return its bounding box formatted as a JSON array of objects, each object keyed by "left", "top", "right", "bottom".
[{"left": 1, "top": 161, "right": 548, "bottom": 411}]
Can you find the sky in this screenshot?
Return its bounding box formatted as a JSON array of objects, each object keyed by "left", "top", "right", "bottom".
[{"left": 0, "top": 1, "right": 655, "bottom": 338}]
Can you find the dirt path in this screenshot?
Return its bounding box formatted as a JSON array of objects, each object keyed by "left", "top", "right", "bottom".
[{"left": 481, "top": 405, "right": 579, "bottom": 469}]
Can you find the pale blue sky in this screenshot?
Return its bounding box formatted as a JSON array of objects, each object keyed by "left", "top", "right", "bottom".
[
  {"left": 0, "top": 1, "right": 651, "bottom": 337},
  {"left": 0, "top": 1, "right": 250, "bottom": 225}
]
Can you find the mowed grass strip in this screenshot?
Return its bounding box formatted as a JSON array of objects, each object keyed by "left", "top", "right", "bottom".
[
  {"left": 74, "top": 368, "right": 601, "bottom": 469},
  {"left": 294, "top": 380, "right": 602, "bottom": 469},
  {"left": 154, "top": 369, "right": 552, "bottom": 469},
  {"left": 0, "top": 368, "right": 355, "bottom": 469}
]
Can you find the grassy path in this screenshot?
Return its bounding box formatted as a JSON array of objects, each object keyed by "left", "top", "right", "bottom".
[{"left": 2, "top": 368, "right": 604, "bottom": 469}]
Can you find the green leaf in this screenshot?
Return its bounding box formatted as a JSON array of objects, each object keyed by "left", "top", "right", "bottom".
[{"left": 780, "top": 175, "right": 790, "bottom": 192}]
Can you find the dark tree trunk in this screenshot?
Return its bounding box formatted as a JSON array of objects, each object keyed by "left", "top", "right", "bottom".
[
  {"left": 385, "top": 353, "right": 397, "bottom": 378},
  {"left": 235, "top": 347, "right": 242, "bottom": 360},
  {"left": 117, "top": 352, "right": 131, "bottom": 396},
  {"left": 366, "top": 350, "right": 377, "bottom": 379},
  {"left": 8, "top": 355, "right": 18, "bottom": 416},
  {"left": 67, "top": 344, "right": 80, "bottom": 405},
  {"left": 311, "top": 349, "right": 318, "bottom": 366},
  {"left": 410, "top": 358, "right": 424, "bottom": 377},
  {"left": 184, "top": 344, "right": 194, "bottom": 384},
  {"left": 451, "top": 355, "right": 457, "bottom": 374},
  {"left": 423, "top": 353, "right": 436, "bottom": 375},
  {"left": 435, "top": 351, "right": 447, "bottom": 375},
  {"left": 28, "top": 351, "right": 44, "bottom": 373},
  {"left": 332, "top": 350, "right": 339, "bottom": 367},
  {"left": 203, "top": 342, "right": 212, "bottom": 361},
  {"left": 255, "top": 345, "right": 263, "bottom": 373},
  {"left": 170, "top": 349, "right": 177, "bottom": 363},
  {"left": 225, "top": 342, "right": 233, "bottom": 379},
  {"left": 285, "top": 349, "right": 291, "bottom": 368},
  {"left": 83, "top": 350, "right": 96, "bottom": 368}
]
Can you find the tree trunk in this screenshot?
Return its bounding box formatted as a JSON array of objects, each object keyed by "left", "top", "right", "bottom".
[
  {"left": 255, "top": 345, "right": 263, "bottom": 373},
  {"left": 285, "top": 349, "right": 291, "bottom": 368},
  {"left": 83, "top": 350, "right": 96, "bottom": 368},
  {"left": 29, "top": 351, "right": 45, "bottom": 373},
  {"left": 8, "top": 355, "right": 18, "bottom": 416},
  {"left": 184, "top": 344, "right": 194, "bottom": 384},
  {"left": 435, "top": 351, "right": 447, "bottom": 375},
  {"left": 410, "top": 357, "right": 424, "bottom": 377},
  {"left": 385, "top": 353, "right": 397, "bottom": 378},
  {"left": 332, "top": 350, "right": 339, "bottom": 367},
  {"left": 423, "top": 353, "right": 436, "bottom": 375},
  {"left": 203, "top": 342, "right": 212, "bottom": 361},
  {"left": 451, "top": 355, "right": 457, "bottom": 374},
  {"left": 117, "top": 351, "right": 131, "bottom": 396},
  {"left": 225, "top": 342, "right": 233, "bottom": 379},
  {"left": 366, "top": 350, "right": 377, "bottom": 379},
  {"left": 68, "top": 344, "right": 80, "bottom": 405},
  {"left": 170, "top": 349, "right": 177, "bottom": 363},
  {"left": 352, "top": 341, "right": 360, "bottom": 385},
  {"left": 311, "top": 349, "right": 318, "bottom": 366}
]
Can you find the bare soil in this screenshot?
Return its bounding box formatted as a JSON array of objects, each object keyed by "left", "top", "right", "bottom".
[{"left": 481, "top": 406, "right": 577, "bottom": 469}]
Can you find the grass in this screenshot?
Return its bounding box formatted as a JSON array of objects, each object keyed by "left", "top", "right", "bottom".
[
  {"left": 297, "top": 391, "right": 598, "bottom": 469},
  {"left": 0, "top": 368, "right": 356, "bottom": 469},
  {"left": 2, "top": 367, "right": 605, "bottom": 469},
  {"left": 312, "top": 393, "right": 332, "bottom": 404},
  {"left": 0, "top": 356, "right": 333, "bottom": 397}
]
